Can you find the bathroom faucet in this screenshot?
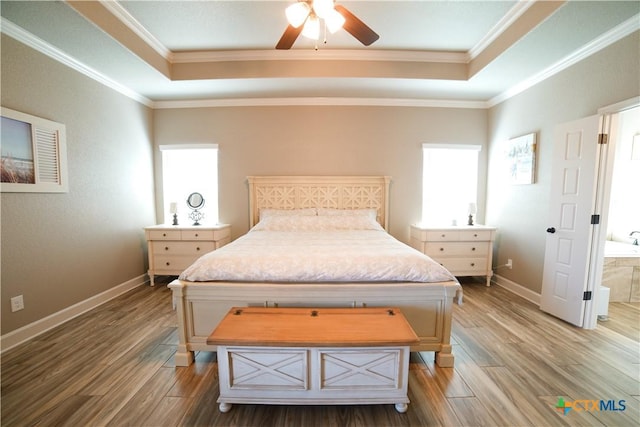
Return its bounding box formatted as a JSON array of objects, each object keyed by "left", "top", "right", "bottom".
[{"left": 630, "top": 231, "right": 640, "bottom": 245}]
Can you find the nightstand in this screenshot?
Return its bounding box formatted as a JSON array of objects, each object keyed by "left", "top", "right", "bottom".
[
  {"left": 410, "top": 225, "right": 497, "bottom": 286},
  {"left": 144, "top": 224, "right": 231, "bottom": 286}
]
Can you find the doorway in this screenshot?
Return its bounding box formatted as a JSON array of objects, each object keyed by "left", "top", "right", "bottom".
[
  {"left": 540, "top": 98, "right": 639, "bottom": 329},
  {"left": 596, "top": 105, "right": 640, "bottom": 333}
]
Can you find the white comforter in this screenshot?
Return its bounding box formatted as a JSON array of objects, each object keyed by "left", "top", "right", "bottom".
[{"left": 179, "top": 229, "right": 456, "bottom": 283}]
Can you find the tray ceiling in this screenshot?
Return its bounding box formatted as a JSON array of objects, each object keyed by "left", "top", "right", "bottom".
[{"left": 1, "top": 1, "right": 638, "bottom": 107}]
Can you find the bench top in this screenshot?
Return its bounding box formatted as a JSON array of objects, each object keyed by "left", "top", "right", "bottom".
[{"left": 207, "top": 307, "right": 419, "bottom": 347}]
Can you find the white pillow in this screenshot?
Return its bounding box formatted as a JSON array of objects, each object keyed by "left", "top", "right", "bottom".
[
  {"left": 317, "top": 208, "right": 378, "bottom": 219},
  {"left": 259, "top": 208, "right": 317, "bottom": 221},
  {"left": 252, "top": 215, "right": 384, "bottom": 231}
]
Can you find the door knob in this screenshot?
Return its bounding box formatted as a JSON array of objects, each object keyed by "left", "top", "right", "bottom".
[{"left": 546, "top": 227, "right": 556, "bottom": 233}]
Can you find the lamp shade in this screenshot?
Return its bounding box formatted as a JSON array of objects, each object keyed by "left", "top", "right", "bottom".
[
  {"left": 301, "top": 15, "right": 320, "bottom": 40},
  {"left": 285, "top": 2, "right": 311, "bottom": 28},
  {"left": 325, "top": 8, "right": 345, "bottom": 33},
  {"left": 312, "top": 0, "right": 334, "bottom": 19}
]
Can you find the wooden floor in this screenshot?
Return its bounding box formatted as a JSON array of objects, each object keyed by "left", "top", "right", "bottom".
[{"left": 2, "top": 278, "right": 638, "bottom": 426}]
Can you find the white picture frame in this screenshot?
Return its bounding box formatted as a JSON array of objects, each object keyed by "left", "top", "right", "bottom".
[
  {"left": 1, "top": 107, "right": 68, "bottom": 193},
  {"left": 506, "top": 132, "right": 536, "bottom": 185}
]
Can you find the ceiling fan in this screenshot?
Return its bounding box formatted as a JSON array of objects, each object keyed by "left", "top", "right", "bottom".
[{"left": 276, "top": 0, "right": 379, "bottom": 49}]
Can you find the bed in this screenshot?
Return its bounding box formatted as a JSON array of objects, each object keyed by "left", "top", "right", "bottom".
[{"left": 168, "top": 176, "right": 461, "bottom": 367}]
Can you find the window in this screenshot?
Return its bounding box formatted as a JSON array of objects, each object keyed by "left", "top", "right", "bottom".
[
  {"left": 421, "top": 143, "right": 481, "bottom": 226},
  {"left": 160, "top": 144, "right": 218, "bottom": 225}
]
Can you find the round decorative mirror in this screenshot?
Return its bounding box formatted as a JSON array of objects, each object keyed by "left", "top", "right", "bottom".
[
  {"left": 186, "top": 192, "right": 205, "bottom": 210},
  {"left": 186, "top": 192, "right": 205, "bottom": 225}
]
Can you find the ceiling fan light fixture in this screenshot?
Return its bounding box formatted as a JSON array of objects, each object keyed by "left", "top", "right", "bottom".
[
  {"left": 325, "top": 8, "right": 345, "bottom": 33},
  {"left": 301, "top": 15, "right": 320, "bottom": 40},
  {"left": 285, "top": 2, "right": 311, "bottom": 28},
  {"left": 312, "top": 0, "right": 334, "bottom": 19}
]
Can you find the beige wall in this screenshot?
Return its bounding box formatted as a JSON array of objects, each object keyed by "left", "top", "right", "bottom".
[
  {"left": 486, "top": 32, "right": 640, "bottom": 294},
  {"left": 1, "top": 35, "right": 155, "bottom": 334},
  {"left": 153, "top": 106, "right": 488, "bottom": 241}
]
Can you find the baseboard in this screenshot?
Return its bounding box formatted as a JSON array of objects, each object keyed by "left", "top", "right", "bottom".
[
  {"left": 0, "top": 274, "right": 148, "bottom": 353},
  {"left": 492, "top": 274, "right": 541, "bottom": 306}
]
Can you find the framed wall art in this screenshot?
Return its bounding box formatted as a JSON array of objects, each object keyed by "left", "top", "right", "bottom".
[
  {"left": 1, "top": 107, "right": 68, "bottom": 193},
  {"left": 506, "top": 132, "right": 536, "bottom": 185}
]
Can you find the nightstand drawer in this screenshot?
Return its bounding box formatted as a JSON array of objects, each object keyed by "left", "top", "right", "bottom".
[
  {"left": 425, "top": 230, "right": 492, "bottom": 241},
  {"left": 181, "top": 228, "right": 231, "bottom": 241},
  {"left": 425, "top": 242, "right": 489, "bottom": 257},
  {"left": 425, "top": 230, "right": 460, "bottom": 241},
  {"left": 154, "top": 255, "right": 197, "bottom": 272},
  {"left": 458, "top": 230, "right": 492, "bottom": 241},
  {"left": 152, "top": 241, "right": 215, "bottom": 256},
  {"left": 148, "top": 230, "right": 182, "bottom": 240},
  {"left": 437, "top": 257, "right": 487, "bottom": 273}
]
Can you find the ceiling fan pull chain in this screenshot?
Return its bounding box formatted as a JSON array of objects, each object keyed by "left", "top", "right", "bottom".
[{"left": 323, "top": 21, "right": 328, "bottom": 45}]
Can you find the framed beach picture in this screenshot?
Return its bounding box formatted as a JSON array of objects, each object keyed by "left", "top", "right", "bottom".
[
  {"left": 506, "top": 132, "right": 536, "bottom": 185},
  {"left": 1, "top": 107, "right": 68, "bottom": 193}
]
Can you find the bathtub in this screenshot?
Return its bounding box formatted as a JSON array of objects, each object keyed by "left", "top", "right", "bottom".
[
  {"left": 602, "top": 240, "right": 640, "bottom": 302},
  {"left": 604, "top": 240, "right": 640, "bottom": 257}
]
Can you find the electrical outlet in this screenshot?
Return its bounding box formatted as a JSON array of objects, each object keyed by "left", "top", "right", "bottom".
[
  {"left": 10, "top": 295, "right": 24, "bottom": 312},
  {"left": 506, "top": 259, "right": 513, "bottom": 269}
]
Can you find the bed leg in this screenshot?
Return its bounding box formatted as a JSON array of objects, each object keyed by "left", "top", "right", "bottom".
[
  {"left": 455, "top": 288, "right": 463, "bottom": 305},
  {"left": 174, "top": 346, "right": 194, "bottom": 366},
  {"left": 435, "top": 344, "right": 455, "bottom": 368}
]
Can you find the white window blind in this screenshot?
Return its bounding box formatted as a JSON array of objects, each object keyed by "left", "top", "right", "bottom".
[
  {"left": 160, "top": 144, "right": 219, "bottom": 225},
  {"left": 422, "top": 143, "right": 481, "bottom": 226}
]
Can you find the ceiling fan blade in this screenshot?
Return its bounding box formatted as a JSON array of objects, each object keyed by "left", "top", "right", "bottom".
[
  {"left": 334, "top": 5, "right": 379, "bottom": 46},
  {"left": 276, "top": 24, "right": 304, "bottom": 49}
]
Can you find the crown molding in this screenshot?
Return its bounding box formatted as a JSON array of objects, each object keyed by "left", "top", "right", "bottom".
[
  {"left": 98, "top": 0, "right": 171, "bottom": 60},
  {"left": 1, "top": 17, "right": 154, "bottom": 107},
  {"left": 468, "top": 0, "right": 535, "bottom": 60},
  {"left": 170, "top": 48, "right": 468, "bottom": 64},
  {"left": 488, "top": 13, "right": 640, "bottom": 107},
  {"left": 152, "top": 97, "right": 488, "bottom": 109}
]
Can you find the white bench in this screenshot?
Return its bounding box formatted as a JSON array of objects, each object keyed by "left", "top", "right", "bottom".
[{"left": 207, "top": 306, "right": 419, "bottom": 413}]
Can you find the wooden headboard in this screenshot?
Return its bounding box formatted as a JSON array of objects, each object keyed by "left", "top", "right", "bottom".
[{"left": 247, "top": 176, "right": 391, "bottom": 230}]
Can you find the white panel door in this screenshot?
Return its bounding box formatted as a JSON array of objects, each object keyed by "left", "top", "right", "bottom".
[{"left": 540, "top": 115, "right": 600, "bottom": 326}]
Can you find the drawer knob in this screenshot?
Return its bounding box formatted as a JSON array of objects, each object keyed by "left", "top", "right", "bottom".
[
  {"left": 474, "top": 233, "right": 478, "bottom": 237},
  {"left": 470, "top": 262, "right": 475, "bottom": 267},
  {"left": 195, "top": 233, "right": 199, "bottom": 237},
  {"left": 165, "top": 262, "right": 170, "bottom": 266},
  {"left": 196, "top": 247, "right": 201, "bottom": 251},
  {"left": 439, "top": 248, "right": 444, "bottom": 251},
  {"left": 162, "top": 233, "right": 167, "bottom": 237},
  {"left": 165, "top": 247, "right": 169, "bottom": 251},
  {"left": 472, "top": 247, "right": 476, "bottom": 251},
  {"left": 441, "top": 234, "right": 446, "bottom": 237}
]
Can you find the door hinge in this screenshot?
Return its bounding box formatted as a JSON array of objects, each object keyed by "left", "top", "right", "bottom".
[
  {"left": 591, "top": 214, "right": 600, "bottom": 225},
  {"left": 583, "top": 291, "right": 592, "bottom": 301},
  {"left": 598, "top": 133, "right": 608, "bottom": 144}
]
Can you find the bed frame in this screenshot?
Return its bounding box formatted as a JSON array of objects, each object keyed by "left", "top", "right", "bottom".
[{"left": 168, "top": 176, "right": 460, "bottom": 367}]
